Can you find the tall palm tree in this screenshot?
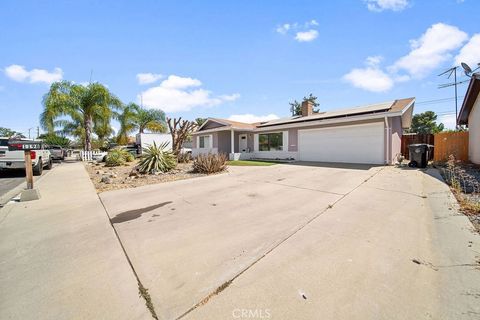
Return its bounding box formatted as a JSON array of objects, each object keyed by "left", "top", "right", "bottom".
[
  {"left": 41, "top": 81, "right": 122, "bottom": 151},
  {"left": 115, "top": 103, "right": 138, "bottom": 145},
  {"left": 135, "top": 106, "right": 166, "bottom": 133},
  {"left": 115, "top": 103, "right": 167, "bottom": 144}
]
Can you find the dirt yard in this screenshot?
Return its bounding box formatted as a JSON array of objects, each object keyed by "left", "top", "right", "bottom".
[{"left": 84, "top": 160, "right": 209, "bottom": 193}]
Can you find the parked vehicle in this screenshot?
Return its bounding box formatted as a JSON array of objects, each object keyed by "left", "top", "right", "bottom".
[
  {"left": 0, "top": 137, "right": 8, "bottom": 159},
  {"left": 46, "top": 144, "right": 66, "bottom": 161},
  {"left": 0, "top": 138, "right": 53, "bottom": 175}
]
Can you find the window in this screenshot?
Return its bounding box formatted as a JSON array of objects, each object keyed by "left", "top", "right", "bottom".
[
  {"left": 199, "top": 135, "right": 211, "bottom": 149},
  {"left": 259, "top": 133, "right": 283, "bottom": 151}
]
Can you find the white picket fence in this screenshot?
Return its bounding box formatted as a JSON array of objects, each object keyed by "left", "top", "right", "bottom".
[{"left": 79, "top": 150, "right": 104, "bottom": 161}]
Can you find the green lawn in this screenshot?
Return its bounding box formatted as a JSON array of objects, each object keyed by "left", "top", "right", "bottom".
[{"left": 226, "top": 160, "right": 278, "bottom": 166}]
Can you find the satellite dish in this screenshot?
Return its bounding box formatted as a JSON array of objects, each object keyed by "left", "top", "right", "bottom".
[{"left": 461, "top": 62, "right": 472, "bottom": 76}]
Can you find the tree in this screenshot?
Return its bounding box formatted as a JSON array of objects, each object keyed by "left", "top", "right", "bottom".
[
  {"left": 135, "top": 106, "right": 166, "bottom": 133},
  {"left": 0, "top": 127, "right": 25, "bottom": 138},
  {"left": 41, "top": 81, "right": 122, "bottom": 151},
  {"left": 195, "top": 118, "right": 207, "bottom": 127},
  {"left": 409, "top": 111, "right": 445, "bottom": 134},
  {"left": 38, "top": 133, "right": 71, "bottom": 148},
  {"left": 167, "top": 117, "right": 197, "bottom": 155},
  {"left": 289, "top": 93, "right": 320, "bottom": 116},
  {"left": 115, "top": 103, "right": 167, "bottom": 145}
]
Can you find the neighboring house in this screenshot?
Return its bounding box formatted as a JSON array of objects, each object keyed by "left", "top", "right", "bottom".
[
  {"left": 192, "top": 97, "right": 415, "bottom": 165},
  {"left": 457, "top": 74, "right": 480, "bottom": 165}
]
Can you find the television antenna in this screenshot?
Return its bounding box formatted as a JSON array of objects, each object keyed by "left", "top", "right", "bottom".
[{"left": 437, "top": 65, "right": 470, "bottom": 128}]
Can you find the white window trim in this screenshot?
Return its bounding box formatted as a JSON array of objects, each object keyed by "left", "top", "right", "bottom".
[{"left": 198, "top": 134, "right": 213, "bottom": 149}]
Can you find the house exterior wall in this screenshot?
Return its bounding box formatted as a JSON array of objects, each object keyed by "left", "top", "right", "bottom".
[
  {"left": 389, "top": 117, "right": 403, "bottom": 163},
  {"left": 469, "top": 95, "right": 480, "bottom": 164},
  {"left": 217, "top": 131, "right": 231, "bottom": 153},
  {"left": 192, "top": 117, "right": 404, "bottom": 164}
]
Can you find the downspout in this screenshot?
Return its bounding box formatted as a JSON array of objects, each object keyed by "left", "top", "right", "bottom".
[{"left": 384, "top": 116, "right": 390, "bottom": 165}]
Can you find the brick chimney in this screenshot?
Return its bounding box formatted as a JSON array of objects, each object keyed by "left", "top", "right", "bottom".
[{"left": 301, "top": 100, "right": 314, "bottom": 117}]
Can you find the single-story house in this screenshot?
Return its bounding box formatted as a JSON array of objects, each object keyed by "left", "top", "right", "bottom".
[
  {"left": 192, "top": 97, "right": 415, "bottom": 165},
  {"left": 457, "top": 73, "right": 480, "bottom": 164}
]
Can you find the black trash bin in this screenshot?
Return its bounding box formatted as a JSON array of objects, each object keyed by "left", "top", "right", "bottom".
[{"left": 408, "top": 144, "right": 433, "bottom": 168}]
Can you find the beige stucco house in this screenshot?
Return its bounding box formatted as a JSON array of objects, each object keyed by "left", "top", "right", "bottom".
[
  {"left": 458, "top": 74, "right": 480, "bottom": 164},
  {"left": 192, "top": 97, "right": 415, "bottom": 165}
]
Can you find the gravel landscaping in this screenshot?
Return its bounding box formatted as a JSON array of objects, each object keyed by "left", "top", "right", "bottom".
[
  {"left": 84, "top": 160, "right": 209, "bottom": 193},
  {"left": 438, "top": 158, "right": 480, "bottom": 232}
]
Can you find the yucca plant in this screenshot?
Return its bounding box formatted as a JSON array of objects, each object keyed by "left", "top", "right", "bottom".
[
  {"left": 193, "top": 153, "right": 228, "bottom": 174},
  {"left": 138, "top": 141, "right": 177, "bottom": 174}
]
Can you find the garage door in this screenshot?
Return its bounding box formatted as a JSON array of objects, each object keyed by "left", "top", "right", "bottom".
[{"left": 298, "top": 123, "right": 385, "bottom": 164}]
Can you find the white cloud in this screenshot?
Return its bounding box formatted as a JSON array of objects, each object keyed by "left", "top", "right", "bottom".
[
  {"left": 438, "top": 114, "right": 456, "bottom": 130},
  {"left": 454, "top": 34, "right": 480, "bottom": 67},
  {"left": 136, "top": 73, "right": 163, "bottom": 85},
  {"left": 228, "top": 113, "right": 279, "bottom": 123},
  {"left": 391, "top": 23, "right": 468, "bottom": 78},
  {"left": 219, "top": 93, "right": 241, "bottom": 101},
  {"left": 343, "top": 56, "right": 394, "bottom": 92},
  {"left": 160, "top": 75, "right": 202, "bottom": 89},
  {"left": 139, "top": 75, "right": 240, "bottom": 113},
  {"left": 277, "top": 20, "right": 319, "bottom": 42},
  {"left": 276, "top": 23, "right": 291, "bottom": 35},
  {"left": 4, "top": 64, "right": 63, "bottom": 84},
  {"left": 295, "top": 30, "right": 319, "bottom": 42},
  {"left": 365, "top": 0, "right": 410, "bottom": 12}
]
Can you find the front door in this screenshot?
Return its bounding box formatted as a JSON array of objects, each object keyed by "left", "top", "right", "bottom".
[{"left": 239, "top": 134, "right": 248, "bottom": 152}]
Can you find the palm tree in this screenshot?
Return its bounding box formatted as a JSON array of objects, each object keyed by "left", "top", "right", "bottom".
[
  {"left": 116, "top": 103, "right": 138, "bottom": 145},
  {"left": 115, "top": 103, "right": 167, "bottom": 144},
  {"left": 41, "top": 81, "right": 122, "bottom": 151}
]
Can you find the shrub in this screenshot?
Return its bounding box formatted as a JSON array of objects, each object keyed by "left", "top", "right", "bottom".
[
  {"left": 193, "top": 153, "right": 227, "bottom": 174},
  {"left": 177, "top": 152, "right": 192, "bottom": 163},
  {"left": 105, "top": 149, "right": 134, "bottom": 167},
  {"left": 138, "top": 141, "right": 177, "bottom": 174}
]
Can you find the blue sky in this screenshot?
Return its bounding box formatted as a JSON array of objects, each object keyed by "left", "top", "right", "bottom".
[{"left": 1, "top": 0, "right": 479, "bottom": 137}]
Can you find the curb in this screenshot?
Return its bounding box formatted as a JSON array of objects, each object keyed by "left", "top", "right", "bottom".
[{"left": 0, "top": 165, "right": 55, "bottom": 208}]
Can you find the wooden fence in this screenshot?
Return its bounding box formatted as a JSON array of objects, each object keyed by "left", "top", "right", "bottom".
[
  {"left": 401, "top": 133, "right": 434, "bottom": 159},
  {"left": 433, "top": 131, "right": 469, "bottom": 162}
]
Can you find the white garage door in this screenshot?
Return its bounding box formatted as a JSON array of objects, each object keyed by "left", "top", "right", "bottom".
[{"left": 298, "top": 123, "right": 385, "bottom": 164}]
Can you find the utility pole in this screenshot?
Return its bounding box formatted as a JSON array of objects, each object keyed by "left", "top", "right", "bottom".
[{"left": 36, "top": 127, "right": 39, "bottom": 139}]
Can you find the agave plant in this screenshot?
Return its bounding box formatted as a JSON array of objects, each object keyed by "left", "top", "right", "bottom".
[{"left": 137, "top": 141, "right": 176, "bottom": 174}]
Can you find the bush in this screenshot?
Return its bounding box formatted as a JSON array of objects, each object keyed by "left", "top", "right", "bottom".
[
  {"left": 193, "top": 153, "right": 228, "bottom": 174},
  {"left": 177, "top": 152, "right": 192, "bottom": 163},
  {"left": 105, "top": 149, "right": 134, "bottom": 167},
  {"left": 138, "top": 141, "right": 176, "bottom": 174}
]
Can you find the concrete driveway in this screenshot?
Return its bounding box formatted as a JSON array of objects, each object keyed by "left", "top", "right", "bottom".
[{"left": 100, "top": 163, "right": 480, "bottom": 320}]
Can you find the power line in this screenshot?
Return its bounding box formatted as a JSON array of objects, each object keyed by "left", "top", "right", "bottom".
[{"left": 415, "top": 95, "right": 465, "bottom": 105}]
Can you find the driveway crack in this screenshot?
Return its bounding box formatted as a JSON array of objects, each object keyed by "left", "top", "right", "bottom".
[{"left": 98, "top": 196, "right": 158, "bottom": 320}]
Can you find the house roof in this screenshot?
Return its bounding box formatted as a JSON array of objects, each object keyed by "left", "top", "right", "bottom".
[
  {"left": 195, "top": 97, "right": 415, "bottom": 133},
  {"left": 458, "top": 74, "right": 480, "bottom": 126},
  {"left": 209, "top": 118, "right": 257, "bottom": 130}
]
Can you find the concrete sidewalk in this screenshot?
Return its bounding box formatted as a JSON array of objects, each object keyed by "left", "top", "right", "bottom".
[{"left": 0, "top": 162, "right": 151, "bottom": 320}]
